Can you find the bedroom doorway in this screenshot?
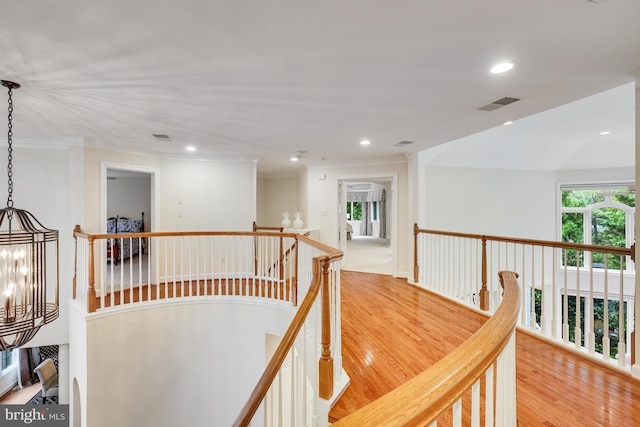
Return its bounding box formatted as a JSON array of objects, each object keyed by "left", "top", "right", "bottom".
[
  {"left": 338, "top": 177, "right": 396, "bottom": 276},
  {"left": 101, "top": 162, "right": 158, "bottom": 288}
]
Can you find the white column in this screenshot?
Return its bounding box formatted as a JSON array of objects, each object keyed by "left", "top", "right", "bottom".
[
  {"left": 58, "top": 343, "right": 69, "bottom": 404},
  {"left": 632, "top": 75, "right": 640, "bottom": 378}
]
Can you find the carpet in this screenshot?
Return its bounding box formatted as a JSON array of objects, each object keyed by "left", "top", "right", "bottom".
[
  {"left": 343, "top": 237, "right": 392, "bottom": 275},
  {"left": 26, "top": 391, "right": 58, "bottom": 405}
]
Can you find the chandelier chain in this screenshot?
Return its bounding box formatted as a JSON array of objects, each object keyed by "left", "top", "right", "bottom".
[{"left": 6, "top": 84, "right": 13, "bottom": 209}]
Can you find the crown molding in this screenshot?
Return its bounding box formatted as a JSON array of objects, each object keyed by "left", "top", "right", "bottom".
[{"left": 0, "top": 136, "right": 83, "bottom": 149}]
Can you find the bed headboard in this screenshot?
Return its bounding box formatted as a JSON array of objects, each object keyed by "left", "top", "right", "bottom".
[{"left": 107, "top": 212, "right": 144, "bottom": 233}]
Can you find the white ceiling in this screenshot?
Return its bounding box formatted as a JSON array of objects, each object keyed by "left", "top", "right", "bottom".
[{"left": 1, "top": 0, "right": 639, "bottom": 175}]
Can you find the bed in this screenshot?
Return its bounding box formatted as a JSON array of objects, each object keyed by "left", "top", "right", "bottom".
[{"left": 107, "top": 213, "right": 145, "bottom": 265}]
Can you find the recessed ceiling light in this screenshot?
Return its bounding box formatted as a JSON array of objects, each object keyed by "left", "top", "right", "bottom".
[
  {"left": 491, "top": 62, "right": 515, "bottom": 74},
  {"left": 360, "top": 139, "right": 371, "bottom": 146},
  {"left": 290, "top": 156, "right": 299, "bottom": 162},
  {"left": 600, "top": 131, "right": 611, "bottom": 135},
  {"left": 503, "top": 121, "right": 513, "bottom": 126},
  {"left": 185, "top": 146, "right": 196, "bottom": 152}
]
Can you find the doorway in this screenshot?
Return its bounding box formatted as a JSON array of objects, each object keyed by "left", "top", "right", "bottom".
[
  {"left": 100, "top": 162, "right": 158, "bottom": 287},
  {"left": 338, "top": 177, "right": 395, "bottom": 276}
]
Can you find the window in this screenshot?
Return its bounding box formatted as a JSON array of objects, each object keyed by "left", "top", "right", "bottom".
[
  {"left": 372, "top": 201, "right": 378, "bottom": 221},
  {"left": 346, "top": 201, "right": 362, "bottom": 220},
  {"left": 560, "top": 184, "right": 635, "bottom": 271},
  {"left": 1, "top": 350, "right": 13, "bottom": 371}
]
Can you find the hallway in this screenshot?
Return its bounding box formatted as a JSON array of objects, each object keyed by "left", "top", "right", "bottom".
[
  {"left": 342, "top": 236, "right": 392, "bottom": 275},
  {"left": 331, "top": 270, "right": 640, "bottom": 425}
]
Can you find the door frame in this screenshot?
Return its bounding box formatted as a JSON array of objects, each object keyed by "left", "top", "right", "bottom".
[
  {"left": 100, "top": 161, "right": 159, "bottom": 233},
  {"left": 337, "top": 172, "right": 398, "bottom": 276}
]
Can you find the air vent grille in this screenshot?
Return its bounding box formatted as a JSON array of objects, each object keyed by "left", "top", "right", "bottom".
[
  {"left": 152, "top": 134, "right": 171, "bottom": 141},
  {"left": 394, "top": 140, "right": 414, "bottom": 147},
  {"left": 478, "top": 97, "right": 520, "bottom": 112}
]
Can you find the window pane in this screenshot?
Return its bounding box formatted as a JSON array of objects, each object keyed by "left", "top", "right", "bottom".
[
  {"left": 562, "top": 190, "right": 604, "bottom": 208},
  {"left": 562, "top": 212, "right": 583, "bottom": 244},
  {"left": 612, "top": 190, "right": 635, "bottom": 207},
  {"left": 353, "top": 202, "right": 362, "bottom": 220},
  {"left": 562, "top": 212, "right": 584, "bottom": 267},
  {"left": 592, "top": 206, "right": 627, "bottom": 269},
  {"left": 1, "top": 350, "right": 12, "bottom": 370},
  {"left": 592, "top": 207, "right": 626, "bottom": 247}
]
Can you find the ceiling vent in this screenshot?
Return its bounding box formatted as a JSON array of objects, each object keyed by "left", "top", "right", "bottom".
[
  {"left": 394, "top": 140, "right": 414, "bottom": 147},
  {"left": 152, "top": 134, "right": 171, "bottom": 141},
  {"left": 478, "top": 97, "right": 520, "bottom": 112}
]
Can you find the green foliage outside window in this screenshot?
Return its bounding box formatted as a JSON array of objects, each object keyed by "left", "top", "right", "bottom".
[
  {"left": 561, "top": 189, "right": 634, "bottom": 270},
  {"left": 557, "top": 294, "right": 626, "bottom": 358},
  {"left": 346, "top": 202, "right": 362, "bottom": 220}
]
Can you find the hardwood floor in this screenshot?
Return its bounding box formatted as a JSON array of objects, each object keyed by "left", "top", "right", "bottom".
[
  {"left": 330, "top": 270, "right": 640, "bottom": 426},
  {"left": 0, "top": 383, "right": 40, "bottom": 404}
]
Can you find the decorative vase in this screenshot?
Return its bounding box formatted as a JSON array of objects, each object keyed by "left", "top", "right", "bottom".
[
  {"left": 281, "top": 212, "right": 292, "bottom": 228},
  {"left": 293, "top": 212, "right": 304, "bottom": 229}
]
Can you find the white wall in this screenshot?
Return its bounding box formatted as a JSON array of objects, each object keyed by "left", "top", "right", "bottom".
[
  {"left": 556, "top": 167, "right": 634, "bottom": 184},
  {"left": 11, "top": 143, "right": 83, "bottom": 349},
  {"left": 257, "top": 175, "right": 299, "bottom": 227},
  {"left": 256, "top": 177, "right": 269, "bottom": 226},
  {"left": 158, "top": 159, "right": 256, "bottom": 231},
  {"left": 422, "top": 165, "right": 557, "bottom": 240},
  {"left": 297, "top": 169, "right": 309, "bottom": 230},
  {"left": 84, "top": 148, "right": 161, "bottom": 232},
  {"left": 78, "top": 301, "right": 292, "bottom": 427},
  {"left": 107, "top": 176, "right": 151, "bottom": 230},
  {"left": 0, "top": 142, "right": 83, "bottom": 404},
  {"left": 304, "top": 161, "right": 410, "bottom": 277},
  {"left": 83, "top": 148, "right": 257, "bottom": 232}
]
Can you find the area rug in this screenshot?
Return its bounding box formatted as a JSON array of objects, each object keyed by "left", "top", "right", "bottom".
[{"left": 26, "top": 392, "right": 58, "bottom": 405}]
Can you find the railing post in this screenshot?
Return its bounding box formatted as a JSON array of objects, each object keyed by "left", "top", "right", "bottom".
[
  {"left": 480, "top": 236, "right": 489, "bottom": 311},
  {"left": 318, "top": 257, "right": 334, "bottom": 400},
  {"left": 279, "top": 235, "right": 284, "bottom": 281},
  {"left": 87, "top": 236, "right": 97, "bottom": 313},
  {"left": 73, "top": 224, "right": 81, "bottom": 300},
  {"left": 413, "top": 223, "right": 419, "bottom": 282}
]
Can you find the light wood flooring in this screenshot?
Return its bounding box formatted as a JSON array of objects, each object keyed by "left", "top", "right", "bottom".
[
  {"left": 330, "top": 270, "right": 640, "bottom": 426},
  {"left": 0, "top": 382, "right": 40, "bottom": 404}
]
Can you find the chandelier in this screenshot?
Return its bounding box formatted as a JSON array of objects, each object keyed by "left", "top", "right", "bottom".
[{"left": 0, "top": 80, "right": 59, "bottom": 351}]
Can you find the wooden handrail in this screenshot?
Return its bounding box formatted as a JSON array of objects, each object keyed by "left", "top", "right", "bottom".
[
  {"left": 333, "top": 271, "right": 521, "bottom": 426},
  {"left": 252, "top": 221, "right": 283, "bottom": 233},
  {"left": 232, "top": 256, "right": 331, "bottom": 427},
  {"left": 75, "top": 230, "right": 301, "bottom": 239},
  {"left": 415, "top": 226, "right": 633, "bottom": 257}
]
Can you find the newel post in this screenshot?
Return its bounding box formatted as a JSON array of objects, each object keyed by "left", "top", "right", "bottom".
[
  {"left": 413, "top": 223, "right": 419, "bottom": 283},
  {"left": 480, "top": 236, "right": 489, "bottom": 311},
  {"left": 73, "top": 225, "right": 81, "bottom": 300},
  {"left": 318, "top": 258, "right": 334, "bottom": 400},
  {"left": 87, "top": 236, "right": 97, "bottom": 313}
]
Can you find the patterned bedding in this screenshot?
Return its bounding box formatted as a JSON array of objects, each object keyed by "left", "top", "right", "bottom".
[{"left": 107, "top": 217, "right": 145, "bottom": 263}]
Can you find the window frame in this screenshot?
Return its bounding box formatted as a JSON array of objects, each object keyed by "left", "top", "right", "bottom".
[{"left": 559, "top": 182, "right": 635, "bottom": 273}]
